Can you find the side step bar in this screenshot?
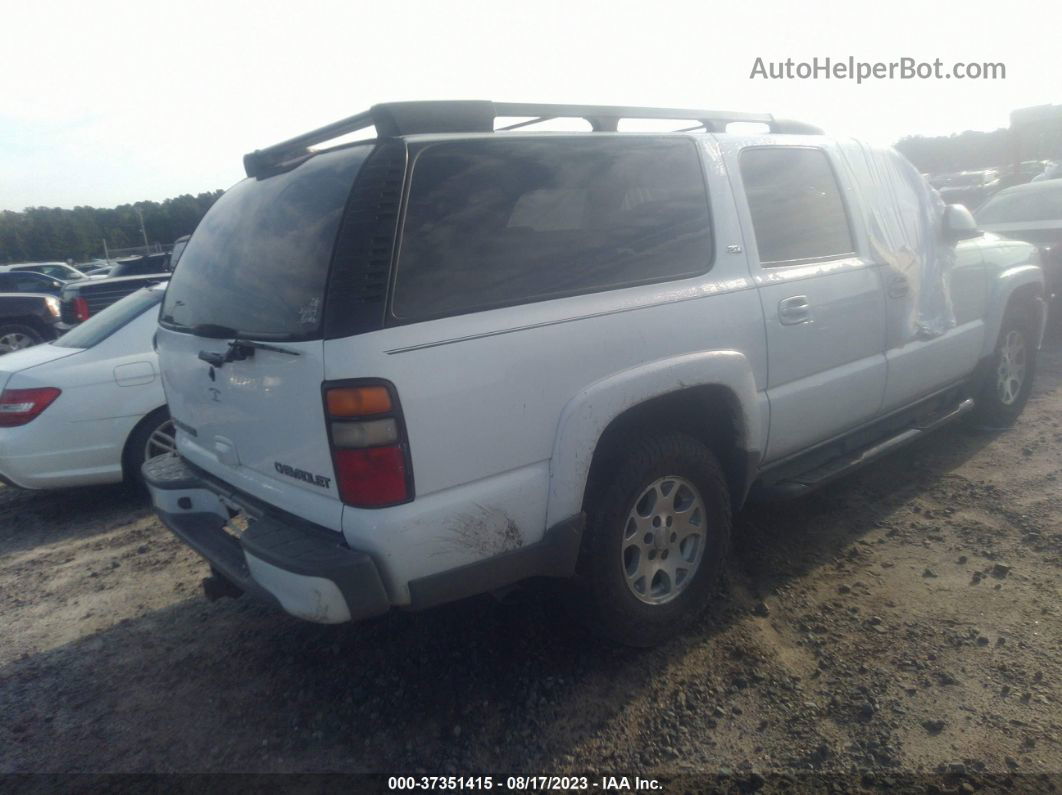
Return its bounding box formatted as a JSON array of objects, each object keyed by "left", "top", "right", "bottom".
[{"left": 754, "top": 398, "right": 975, "bottom": 500}]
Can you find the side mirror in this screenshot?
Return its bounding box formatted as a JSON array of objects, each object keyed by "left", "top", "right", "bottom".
[{"left": 943, "top": 204, "right": 982, "bottom": 241}]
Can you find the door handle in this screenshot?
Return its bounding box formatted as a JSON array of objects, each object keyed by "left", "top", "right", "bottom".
[
  {"left": 778, "top": 295, "right": 812, "bottom": 325},
  {"left": 887, "top": 274, "right": 910, "bottom": 298}
]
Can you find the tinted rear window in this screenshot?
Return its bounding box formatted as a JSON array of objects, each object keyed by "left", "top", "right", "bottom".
[
  {"left": 392, "top": 137, "right": 712, "bottom": 321},
  {"left": 740, "top": 147, "right": 855, "bottom": 265},
  {"left": 160, "top": 145, "right": 371, "bottom": 339}
]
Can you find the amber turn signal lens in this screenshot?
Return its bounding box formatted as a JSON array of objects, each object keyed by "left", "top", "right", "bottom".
[{"left": 326, "top": 386, "right": 393, "bottom": 417}]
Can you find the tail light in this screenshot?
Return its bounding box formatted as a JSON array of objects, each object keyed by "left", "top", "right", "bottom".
[
  {"left": 73, "top": 296, "right": 90, "bottom": 322},
  {"left": 323, "top": 381, "right": 412, "bottom": 507},
  {"left": 0, "top": 387, "right": 62, "bottom": 427}
]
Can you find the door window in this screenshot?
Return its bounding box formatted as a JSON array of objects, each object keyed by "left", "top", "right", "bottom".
[{"left": 740, "top": 147, "right": 855, "bottom": 265}]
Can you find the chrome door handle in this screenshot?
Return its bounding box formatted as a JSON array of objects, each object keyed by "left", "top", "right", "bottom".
[{"left": 778, "top": 295, "right": 811, "bottom": 325}]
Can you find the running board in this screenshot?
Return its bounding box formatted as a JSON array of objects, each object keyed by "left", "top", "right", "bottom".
[{"left": 754, "top": 398, "right": 975, "bottom": 499}]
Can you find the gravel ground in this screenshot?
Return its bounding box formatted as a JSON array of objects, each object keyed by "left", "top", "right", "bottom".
[{"left": 1, "top": 339, "right": 1060, "bottom": 789}]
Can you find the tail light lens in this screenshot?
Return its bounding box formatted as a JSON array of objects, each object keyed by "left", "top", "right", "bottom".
[
  {"left": 73, "top": 296, "right": 90, "bottom": 322},
  {"left": 0, "top": 387, "right": 62, "bottom": 427},
  {"left": 323, "top": 382, "right": 412, "bottom": 507}
]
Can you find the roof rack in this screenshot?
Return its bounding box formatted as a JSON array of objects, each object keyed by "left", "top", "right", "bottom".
[{"left": 243, "top": 100, "right": 823, "bottom": 177}]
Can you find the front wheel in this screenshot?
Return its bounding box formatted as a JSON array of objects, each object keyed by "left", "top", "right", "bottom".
[
  {"left": 971, "top": 308, "right": 1037, "bottom": 429},
  {"left": 579, "top": 432, "right": 731, "bottom": 647}
]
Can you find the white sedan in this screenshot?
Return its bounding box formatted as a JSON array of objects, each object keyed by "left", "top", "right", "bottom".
[{"left": 0, "top": 284, "right": 173, "bottom": 489}]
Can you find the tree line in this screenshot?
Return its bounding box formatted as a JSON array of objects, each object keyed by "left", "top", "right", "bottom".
[
  {"left": 0, "top": 191, "right": 223, "bottom": 264},
  {"left": 895, "top": 129, "right": 1015, "bottom": 175}
]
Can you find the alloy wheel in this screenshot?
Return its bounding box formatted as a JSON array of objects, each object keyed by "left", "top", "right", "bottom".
[{"left": 621, "top": 475, "right": 707, "bottom": 605}]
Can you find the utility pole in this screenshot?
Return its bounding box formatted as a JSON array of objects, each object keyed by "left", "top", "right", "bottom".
[{"left": 137, "top": 207, "right": 149, "bottom": 250}]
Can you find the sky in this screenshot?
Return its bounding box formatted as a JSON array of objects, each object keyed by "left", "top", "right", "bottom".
[{"left": 1, "top": 0, "right": 1057, "bottom": 211}]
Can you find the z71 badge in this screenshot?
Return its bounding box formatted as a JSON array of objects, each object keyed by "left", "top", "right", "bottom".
[{"left": 274, "top": 462, "right": 332, "bottom": 489}]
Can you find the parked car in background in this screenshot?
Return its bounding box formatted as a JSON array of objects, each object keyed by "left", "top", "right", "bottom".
[
  {"left": 976, "top": 179, "right": 1062, "bottom": 306},
  {"left": 109, "top": 253, "right": 171, "bottom": 278},
  {"left": 997, "top": 160, "right": 1051, "bottom": 190},
  {"left": 0, "top": 285, "right": 172, "bottom": 488},
  {"left": 930, "top": 170, "right": 1001, "bottom": 209},
  {"left": 59, "top": 272, "right": 170, "bottom": 328},
  {"left": 0, "top": 293, "right": 62, "bottom": 353},
  {"left": 0, "top": 262, "right": 87, "bottom": 282},
  {"left": 77, "top": 259, "right": 117, "bottom": 278},
  {"left": 145, "top": 101, "right": 1047, "bottom": 646},
  {"left": 0, "top": 271, "right": 65, "bottom": 296},
  {"left": 1031, "top": 161, "right": 1062, "bottom": 183}
]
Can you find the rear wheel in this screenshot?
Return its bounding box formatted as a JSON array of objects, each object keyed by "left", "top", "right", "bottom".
[
  {"left": 971, "top": 308, "right": 1037, "bottom": 428},
  {"left": 579, "top": 432, "right": 731, "bottom": 647},
  {"left": 124, "top": 408, "right": 176, "bottom": 486},
  {"left": 0, "top": 324, "right": 43, "bottom": 354}
]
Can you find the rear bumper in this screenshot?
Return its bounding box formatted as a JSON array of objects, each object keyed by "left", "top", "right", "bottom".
[{"left": 142, "top": 455, "right": 391, "bottom": 623}]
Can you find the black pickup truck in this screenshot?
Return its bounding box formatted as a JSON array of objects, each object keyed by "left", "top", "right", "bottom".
[
  {"left": 59, "top": 255, "right": 170, "bottom": 327},
  {"left": 0, "top": 293, "right": 62, "bottom": 353}
]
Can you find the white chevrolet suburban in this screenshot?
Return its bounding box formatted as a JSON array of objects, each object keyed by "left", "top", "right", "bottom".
[{"left": 145, "top": 101, "right": 1047, "bottom": 646}]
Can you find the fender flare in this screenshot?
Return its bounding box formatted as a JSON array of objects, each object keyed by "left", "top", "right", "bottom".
[
  {"left": 545, "top": 350, "right": 764, "bottom": 528},
  {"left": 981, "top": 264, "right": 1047, "bottom": 357}
]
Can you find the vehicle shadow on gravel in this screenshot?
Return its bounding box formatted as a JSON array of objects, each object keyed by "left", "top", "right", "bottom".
[
  {"left": 0, "top": 429, "right": 1015, "bottom": 775},
  {"left": 0, "top": 484, "right": 152, "bottom": 556},
  {"left": 733, "top": 424, "right": 993, "bottom": 589}
]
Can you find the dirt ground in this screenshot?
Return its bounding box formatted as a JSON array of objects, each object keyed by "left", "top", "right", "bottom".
[{"left": 2, "top": 340, "right": 1060, "bottom": 789}]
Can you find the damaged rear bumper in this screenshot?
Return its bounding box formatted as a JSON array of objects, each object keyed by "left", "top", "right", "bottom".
[{"left": 142, "top": 455, "right": 391, "bottom": 623}]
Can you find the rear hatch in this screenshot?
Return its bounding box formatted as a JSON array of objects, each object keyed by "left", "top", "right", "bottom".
[{"left": 157, "top": 143, "right": 376, "bottom": 530}]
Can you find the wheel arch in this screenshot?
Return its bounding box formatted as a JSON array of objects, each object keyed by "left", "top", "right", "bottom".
[
  {"left": 120, "top": 404, "right": 171, "bottom": 482},
  {"left": 0, "top": 316, "right": 49, "bottom": 338},
  {"left": 546, "top": 351, "right": 764, "bottom": 528},
  {"left": 983, "top": 264, "right": 1048, "bottom": 357}
]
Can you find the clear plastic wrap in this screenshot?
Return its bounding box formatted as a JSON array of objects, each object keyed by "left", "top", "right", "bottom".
[{"left": 837, "top": 140, "right": 956, "bottom": 339}]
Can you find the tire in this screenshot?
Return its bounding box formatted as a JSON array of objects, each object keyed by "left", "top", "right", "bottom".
[
  {"left": 579, "top": 432, "right": 731, "bottom": 647},
  {"left": 123, "top": 408, "right": 176, "bottom": 486},
  {"left": 0, "top": 324, "right": 44, "bottom": 354},
  {"left": 970, "top": 307, "right": 1038, "bottom": 429}
]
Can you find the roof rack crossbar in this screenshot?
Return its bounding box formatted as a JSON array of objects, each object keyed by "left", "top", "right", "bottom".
[{"left": 242, "top": 101, "right": 823, "bottom": 177}]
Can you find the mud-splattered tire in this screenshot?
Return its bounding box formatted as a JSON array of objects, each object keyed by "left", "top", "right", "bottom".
[
  {"left": 970, "top": 308, "right": 1037, "bottom": 429},
  {"left": 580, "top": 432, "right": 731, "bottom": 647}
]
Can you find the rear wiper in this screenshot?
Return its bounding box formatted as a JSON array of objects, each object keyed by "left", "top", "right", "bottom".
[{"left": 195, "top": 326, "right": 302, "bottom": 368}]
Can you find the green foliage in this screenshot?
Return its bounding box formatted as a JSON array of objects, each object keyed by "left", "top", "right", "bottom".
[
  {"left": 894, "top": 129, "right": 1014, "bottom": 175},
  {"left": 0, "top": 191, "right": 223, "bottom": 264}
]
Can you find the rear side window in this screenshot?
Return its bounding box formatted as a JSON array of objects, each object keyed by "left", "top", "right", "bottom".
[
  {"left": 392, "top": 138, "right": 712, "bottom": 321},
  {"left": 740, "top": 147, "right": 855, "bottom": 265},
  {"left": 160, "top": 145, "right": 372, "bottom": 340}
]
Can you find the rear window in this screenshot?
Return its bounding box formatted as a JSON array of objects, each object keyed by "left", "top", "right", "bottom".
[
  {"left": 740, "top": 147, "right": 855, "bottom": 265},
  {"left": 160, "top": 145, "right": 372, "bottom": 339},
  {"left": 976, "top": 186, "right": 1062, "bottom": 224},
  {"left": 392, "top": 137, "right": 712, "bottom": 321},
  {"left": 55, "top": 288, "right": 163, "bottom": 349}
]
